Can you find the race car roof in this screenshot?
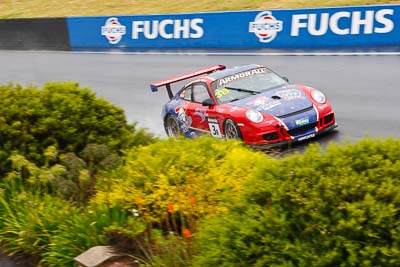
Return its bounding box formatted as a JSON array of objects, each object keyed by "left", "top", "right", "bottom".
[
  {"left": 207, "top": 64, "right": 262, "bottom": 80},
  {"left": 149, "top": 64, "right": 264, "bottom": 99}
]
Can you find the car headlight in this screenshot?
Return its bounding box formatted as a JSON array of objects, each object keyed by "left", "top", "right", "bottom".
[
  {"left": 245, "top": 109, "right": 263, "bottom": 123},
  {"left": 311, "top": 89, "right": 326, "bottom": 104}
]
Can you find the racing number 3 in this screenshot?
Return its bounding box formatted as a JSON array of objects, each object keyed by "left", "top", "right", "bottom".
[{"left": 207, "top": 118, "right": 222, "bottom": 138}]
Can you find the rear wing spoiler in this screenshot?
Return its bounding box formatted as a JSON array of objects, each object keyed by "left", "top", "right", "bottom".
[{"left": 150, "top": 64, "right": 226, "bottom": 99}]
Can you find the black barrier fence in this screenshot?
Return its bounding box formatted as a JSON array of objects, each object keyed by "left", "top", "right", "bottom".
[{"left": 0, "top": 18, "right": 70, "bottom": 50}]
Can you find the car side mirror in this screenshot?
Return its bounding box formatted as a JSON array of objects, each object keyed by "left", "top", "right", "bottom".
[
  {"left": 202, "top": 98, "right": 214, "bottom": 107},
  {"left": 282, "top": 76, "right": 289, "bottom": 82}
]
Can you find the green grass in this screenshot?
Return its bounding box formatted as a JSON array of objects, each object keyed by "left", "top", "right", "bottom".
[{"left": 0, "top": 0, "right": 399, "bottom": 18}]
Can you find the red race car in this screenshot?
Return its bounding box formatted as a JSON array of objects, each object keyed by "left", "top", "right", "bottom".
[{"left": 150, "top": 64, "right": 337, "bottom": 147}]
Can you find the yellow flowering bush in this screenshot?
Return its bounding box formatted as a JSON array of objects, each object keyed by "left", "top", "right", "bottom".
[{"left": 92, "top": 137, "right": 270, "bottom": 227}]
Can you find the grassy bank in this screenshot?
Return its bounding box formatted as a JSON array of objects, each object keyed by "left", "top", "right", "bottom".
[{"left": 0, "top": 0, "right": 399, "bottom": 18}]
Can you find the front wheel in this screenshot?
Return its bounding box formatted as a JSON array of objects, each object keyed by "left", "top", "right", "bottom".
[
  {"left": 224, "top": 119, "right": 242, "bottom": 140},
  {"left": 165, "top": 115, "right": 182, "bottom": 137}
]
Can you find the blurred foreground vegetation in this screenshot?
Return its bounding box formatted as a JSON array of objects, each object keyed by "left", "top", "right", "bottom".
[
  {"left": 0, "top": 82, "right": 399, "bottom": 266},
  {"left": 0, "top": 0, "right": 399, "bottom": 18}
]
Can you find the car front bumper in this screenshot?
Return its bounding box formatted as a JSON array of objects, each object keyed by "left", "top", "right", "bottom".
[{"left": 249, "top": 122, "right": 338, "bottom": 150}]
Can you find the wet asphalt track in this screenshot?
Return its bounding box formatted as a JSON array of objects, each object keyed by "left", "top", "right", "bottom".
[
  {"left": 1, "top": 50, "right": 399, "bottom": 148},
  {"left": 0, "top": 50, "right": 399, "bottom": 265}
]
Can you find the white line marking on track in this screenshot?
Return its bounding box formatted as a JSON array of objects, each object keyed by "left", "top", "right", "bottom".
[{"left": 2, "top": 50, "right": 400, "bottom": 56}]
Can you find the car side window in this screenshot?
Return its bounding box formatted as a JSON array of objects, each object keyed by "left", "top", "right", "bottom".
[
  {"left": 192, "top": 83, "right": 210, "bottom": 103},
  {"left": 180, "top": 86, "right": 192, "bottom": 101}
]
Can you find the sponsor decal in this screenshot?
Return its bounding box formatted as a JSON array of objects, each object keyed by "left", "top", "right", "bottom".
[
  {"left": 291, "top": 9, "right": 394, "bottom": 36},
  {"left": 249, "top": 11, "right": 283, "bottom": 43},
  {"left": 295, "top": 117, "right": 310, "bottom": 126},
  {"left": 297, "top": 133, "right": 316, "bottom": 141},
  {"left": 175, "top": 103, "right": 192, "bottom": 133},
  {"left": 276, "top": 89, "right": 304, "bottom": 100},
  {"left": 264, "top": 119, "right": 276, "bottom": 126},
  {"left": 194, "top": 108, "right": 208, "bottom": 123},
  {"left": 207, "top": 118, "right": 218, "bottom": 124},
  {"left": 247, "top": 96, "right": 281, "bottom": 111},
  {"left": 132, "top": 18, "right": 204, "bottom": 39},
  {"left": 218, "top": 68, "right": 267, "bottom": 87},
  {"left": 101, "top": 17, "right": 126, "bottom": 44},
  {"left": 230, "top": 106, "right": 242, "bottom": 112}
]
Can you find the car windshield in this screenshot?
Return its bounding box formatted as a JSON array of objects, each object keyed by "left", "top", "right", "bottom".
[{"left": 212, "top": 68, "right": 287, "bottom": 104}]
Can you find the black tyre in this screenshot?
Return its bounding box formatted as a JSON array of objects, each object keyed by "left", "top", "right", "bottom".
[
  {"left": 224, "top": 119, "right": 242, "bottom": 139},
  {"left": 165, "top": 115, "right": 182, "bottom": 137}
]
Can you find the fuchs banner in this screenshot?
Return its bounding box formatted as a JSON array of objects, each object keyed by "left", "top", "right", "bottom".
[{"left": 67, "top": 4, "right": 400, "bottom": 49}]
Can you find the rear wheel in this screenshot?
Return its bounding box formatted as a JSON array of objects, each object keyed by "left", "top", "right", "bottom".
[
  {"left": 224, "top": 119, "right": 242, "bottom": 140},
  {"left": 165, "top": 115, "right": 182, "bottom": 137}
]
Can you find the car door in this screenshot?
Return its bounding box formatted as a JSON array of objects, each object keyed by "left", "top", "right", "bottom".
[
  {"left": 186, "top": 82, "right": 224, "bottom": 138},
  {"left": 183, "top": 82, "right": 212, "bottom": 133}
]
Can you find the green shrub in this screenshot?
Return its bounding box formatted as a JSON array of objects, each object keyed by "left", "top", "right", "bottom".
[
  {"left": 193, "top": 139, "right": 400, "bottom": 267},
  {"left": 105, "top": 226, "right": 192, "bottom": 267},
  {"left": 3, "top": 137, "right": 400, "bottom": 267},
  {"left": 0, "top": 191, "right": 78, "bottom": 260},
  {"left": 40, "top": 205, "right": 133, "bottom": 267},
  {"left": 4, "top": 144, "right": 123, "bottom": 203},
  {"left": 0, "top": 188, "right": 136, "bottom": 267},
  {"left": 91, "top": 137, "right": 268, "bottom": 227},
  {"left": 0, "top": 82, "right": 153, "bottom": 173}
]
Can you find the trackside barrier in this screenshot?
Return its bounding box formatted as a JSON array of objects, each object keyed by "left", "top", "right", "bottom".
[
  {"left": 0, "top": 18, "right": 70, "bottom": 50},
  {"left": 67, "top": 4, "right": 400, "bottom": 50}
]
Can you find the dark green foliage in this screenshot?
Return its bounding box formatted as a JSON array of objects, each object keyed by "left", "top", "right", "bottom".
[
  {"left": 193, "top": 139, "right": 400, "bottom": 267},
  {"left": 0, "top": 187, "right": 134, "bottom": 267},
  {"left": 5, "top": 143, "right": 124, "bottom": 203},
  {"left": 0, "top": 191, "right": 79, "bottom": 261},
  {"left": 40, "top": 205, "right": 133, "bottom": 267},
  {"left": 0, "top": 82, "right": 153, "bottom": 172}
]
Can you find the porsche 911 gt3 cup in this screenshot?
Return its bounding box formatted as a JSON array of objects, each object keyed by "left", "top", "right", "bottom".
[{"left": 150, "top": 64, "right": 337, "bottom": 147}]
